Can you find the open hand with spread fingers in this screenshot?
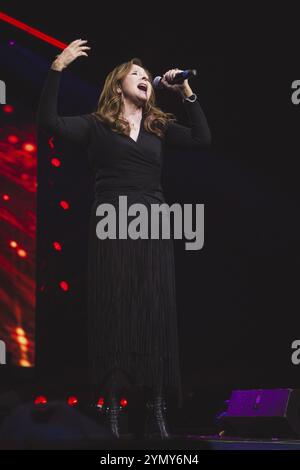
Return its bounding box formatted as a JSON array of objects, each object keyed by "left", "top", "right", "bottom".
[{"left": 51, "top": 39, "right": 91, "bottom": 71}]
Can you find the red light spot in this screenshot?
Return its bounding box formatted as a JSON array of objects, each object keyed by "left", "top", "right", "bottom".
[
  {"left": 60, "top": 200, "right": 70, "bottom": 210},
  {"left": 34, "top": 396, "right": 47, "bottom": 405},
  {"left": 3, "top": 104, "right": 14, "bottom": 113},
  {"left": 9, "top": 240, "right": 18, "bottom": 248},
  {"left": 51, "top": 157, "right": 61, "bottom": 167},
  {"left": 21, "top": 173, "right": 29, "bottom": 180},
  {"left": 17, "top": 249, "right": 27, "bottom": 258},
  {"left": 53, "top": 241, "right": 62, "bottom": 251},
  {"left": 59, "top": 280, "right": 69, "bottom": 291},
  {"left": 97, "top": 397, "right": 105, "bottom": 407},
  {"left": 7, "top": 134, "right": 19, "bottom": 144},
  {"left": 3, "top": 194, "right": 10, "bottom": 201},
  {"left": 120, "top": 398, "right": 128, "bottom": 408},
  {"left": 67, "top": 396, "right": 78, "bottom": 406},
  {"left": 48, "top": 137, "right": 55, "bottom": 149},
  {"left": 23, "top": 142, "right": 36, "bottom": 152}
]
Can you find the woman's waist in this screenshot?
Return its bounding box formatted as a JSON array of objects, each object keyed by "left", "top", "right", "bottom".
[
  {"left": 95, "top": 171, "right": 162, "bottom": 193},
  {"left": 94, "top": 178, "right": 165, "bottom": 201},
  {"left": 93, "top": 188, "right": 166, "bottom": 205}
]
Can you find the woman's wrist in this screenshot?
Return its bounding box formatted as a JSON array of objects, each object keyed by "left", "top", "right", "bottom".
[
  {"left": 179, "top": 83, "right": 194, "bottom": 99},
  {"left": 51, "top": 58, "right": 65, "bottom": 72}
]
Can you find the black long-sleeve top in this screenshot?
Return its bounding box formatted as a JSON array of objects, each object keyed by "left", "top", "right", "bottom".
[{"left": 37, "top": 69, "right": 211, "bottom": 201}]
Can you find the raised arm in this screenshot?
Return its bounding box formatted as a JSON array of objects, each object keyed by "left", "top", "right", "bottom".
[
  {"left": 36, "top": 39, "right": 92, "bottom": 146},
  {"left": 161, "top": 67, "right": 211, "bottom": 149}
]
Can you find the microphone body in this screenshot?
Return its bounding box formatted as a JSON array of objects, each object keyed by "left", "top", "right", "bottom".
[{"left": 153, "top": 69, "right": 197, "bottom": 89}]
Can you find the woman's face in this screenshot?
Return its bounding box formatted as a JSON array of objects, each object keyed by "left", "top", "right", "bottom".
[{"left": 119, "top": 64, "right": 152, "bottom": 105}]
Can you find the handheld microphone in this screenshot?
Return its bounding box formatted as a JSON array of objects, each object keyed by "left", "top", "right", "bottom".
[{"left": 153, "top": 69, "right": 197, "bottom": 89}]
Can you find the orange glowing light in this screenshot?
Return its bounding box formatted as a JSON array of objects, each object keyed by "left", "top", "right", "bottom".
[
  {"left": 17, "top": 249, "right": 27, "bottom": 258},
  {"left": 23, "top": 142, "right": 36, "bottom": 152},
  {"left": 15, "top": 327, "right": 25, "bottom": 336},
  {"left": 19, "top": 359, "right": 31, "bottom": 367}
]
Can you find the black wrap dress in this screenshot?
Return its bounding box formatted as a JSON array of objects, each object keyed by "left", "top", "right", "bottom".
[{"left": 37, "top": 69, "right": 211, "bottom": 407}]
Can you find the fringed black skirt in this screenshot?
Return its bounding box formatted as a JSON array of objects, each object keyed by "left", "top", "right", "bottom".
[{"left": 86, "top": 192, "right": 183, "bottom": 407}]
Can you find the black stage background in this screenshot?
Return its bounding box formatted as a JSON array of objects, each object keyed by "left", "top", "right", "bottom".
[{"left": 1, "top": 4, "right": 300, "bottom": 429}]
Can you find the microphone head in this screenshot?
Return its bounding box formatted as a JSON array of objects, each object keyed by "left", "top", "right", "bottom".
[{"left": 152, "top": 76, "right": 163, "bottom": 89}]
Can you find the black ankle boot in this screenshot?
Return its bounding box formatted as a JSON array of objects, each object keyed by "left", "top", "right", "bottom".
[
  {"left": 144, "top": 395, "right": 171, "bottom": 439},
  {"left": 104, "top": 396, "right": 121, "bottom": 439}
]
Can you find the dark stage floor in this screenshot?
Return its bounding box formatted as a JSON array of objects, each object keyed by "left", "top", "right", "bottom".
[{"left": 2, "top": 434, "right": 300, "bottom": 450}]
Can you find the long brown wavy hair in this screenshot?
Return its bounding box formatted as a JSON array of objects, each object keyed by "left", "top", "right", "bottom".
[{"left": 92, "top": 58, "right": 177, "bottom": 138}]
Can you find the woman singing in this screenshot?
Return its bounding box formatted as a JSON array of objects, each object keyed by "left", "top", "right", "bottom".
[{"left": 37, "top": 39, "right": 211, "bottom": 439}]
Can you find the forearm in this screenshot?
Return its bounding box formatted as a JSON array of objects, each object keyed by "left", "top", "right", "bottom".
[
  {"left": 36, "top": 68, "right": 63, "bottom": 134},
  {"left": 51, "top": 57, "right": 66, "bottom": 72},
  {"left": 36, "top": 67, "right": 91, "bottom": 145},
  {"left": 179, "top": 85, "right": 211, "bottom": 144},
  {"left": 179, "top": 83, "right": 194, "bottom": 99},
  {"left": 165, "top": 93, "right": 211, "bottom": 149},
  {"left": 182, "top": 98, "right": 211, "bottom": 145}
]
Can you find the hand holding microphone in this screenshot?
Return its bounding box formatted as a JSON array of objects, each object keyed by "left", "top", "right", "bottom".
[{"left": 153, "top": 68, "right": 197, "bottom": 98}]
